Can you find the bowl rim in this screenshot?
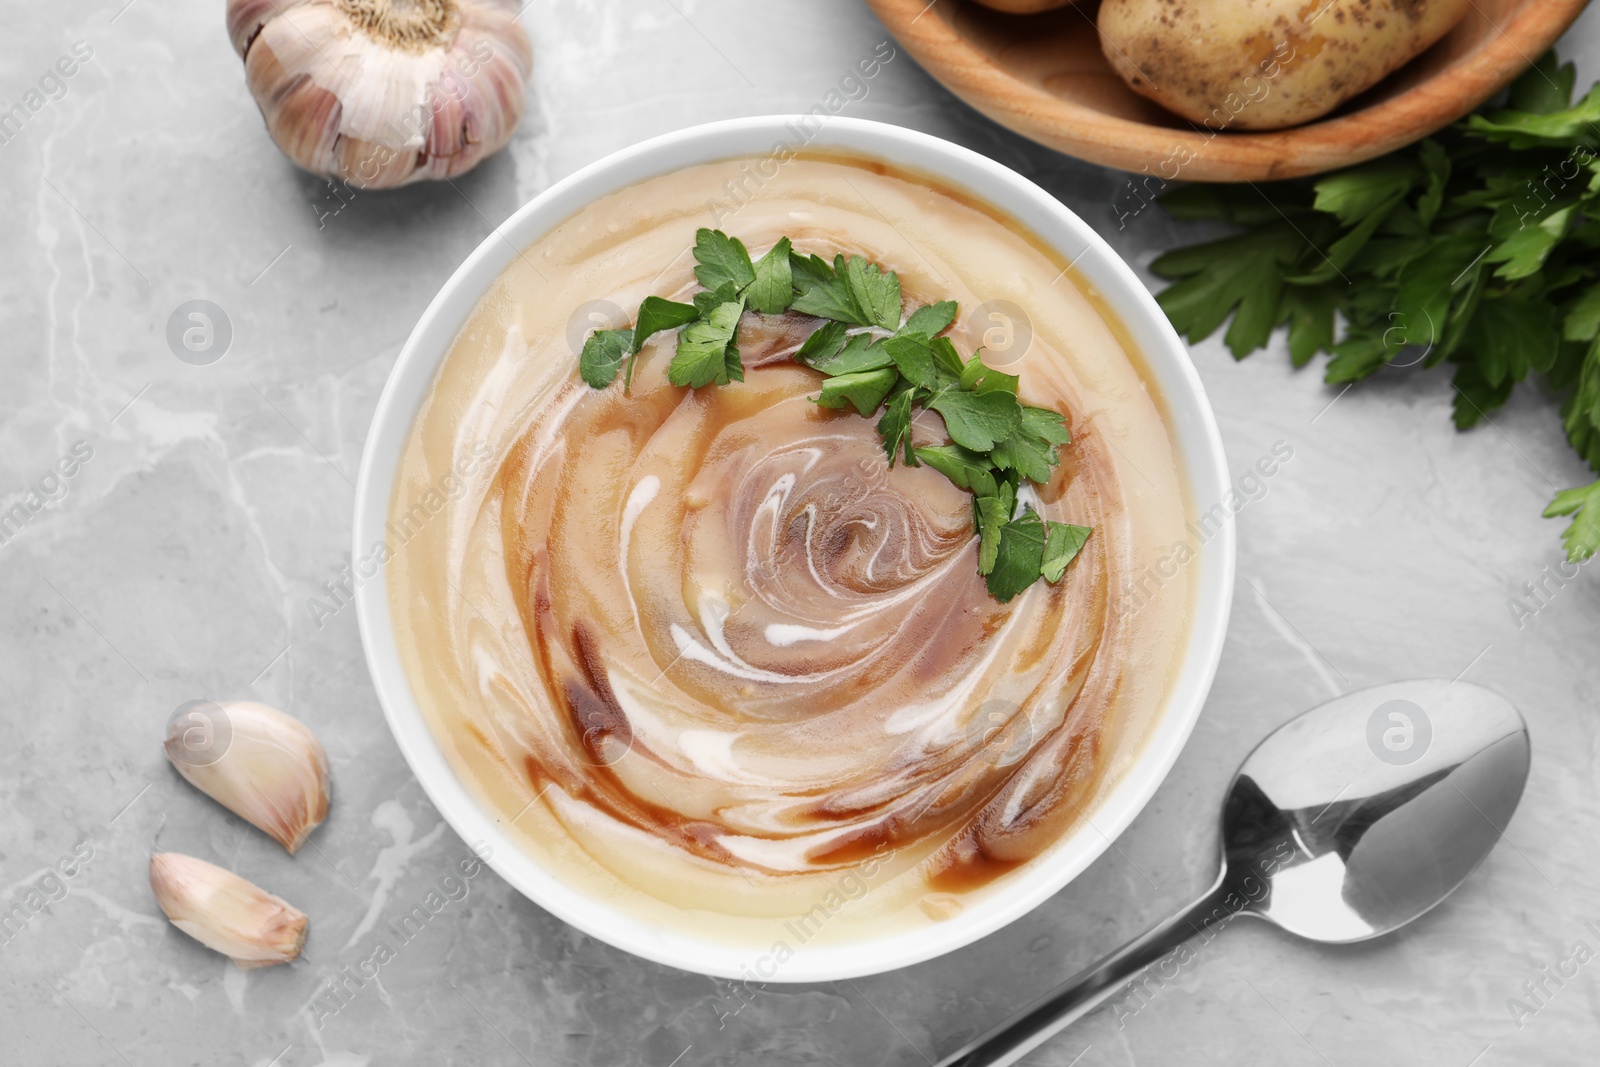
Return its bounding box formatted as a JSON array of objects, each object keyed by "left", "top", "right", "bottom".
[
  {"left": 865, "top": 0, "right": 1592, "bottom": 182},
  {"left": 353, "top": 114, "right": 1237, "bottom": 981}
]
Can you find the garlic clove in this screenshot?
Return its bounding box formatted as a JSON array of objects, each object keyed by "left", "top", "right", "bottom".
[
  {"left": 164, "top": 700, "right": 331, "bottom": 854},
  {"left": 227, "top": 0, "right": 533, "bottom": 189},
  {"left": 149, "top": 853, "right": 307, "bottom": 969},
  {"left": 268, "top": 74, "right": 344, "bottom": 173}
]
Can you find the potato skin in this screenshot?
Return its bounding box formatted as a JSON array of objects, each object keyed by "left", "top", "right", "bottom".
[{"left": 1098, "top": 0, "right": 1474, "bottom": 130}]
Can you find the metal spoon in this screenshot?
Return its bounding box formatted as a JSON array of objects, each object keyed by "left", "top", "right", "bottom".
[{"left": 936, "top": 679, "right": 1530, "bottom": 1067}]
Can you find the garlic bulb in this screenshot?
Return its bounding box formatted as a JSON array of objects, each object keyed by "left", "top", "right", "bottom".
[
  {"left": 226, "top": 0, "right": 532, "bottom": 189},
  {"left": 150, "top": 853, "right": 307, "bottom": 968},
  {"left": 164, "top": 700, "right": 330, "bottom": 854}
]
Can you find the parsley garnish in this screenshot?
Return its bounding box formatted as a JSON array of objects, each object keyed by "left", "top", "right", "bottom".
[
  {"left": 692, "top": 228, "right": 755, "bottom": 292},
  {"left": 574, "top": 228, "right": 1092, "bottom": 601},
  {"left": 745, "top": 237, "right": 794, "bottom": 315},
  {"left": 669, "top": 296, "right": 746, "bottom": 389},
  {"left": 577, "top": 327, "right": 632, "bottom": 390},
  {"left": 1150, "top": 51, "right": 1600, "bottom": 561},
  {"left": 629, "top": 297, "right": 698, "bottom": 389}
]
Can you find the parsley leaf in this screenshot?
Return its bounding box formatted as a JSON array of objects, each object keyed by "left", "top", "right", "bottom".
[
  {"left": 1312, "top": 159, "right": 1421, "bottom": 226},
  {"left": 797, "top": 321, "right": 896, "bottom": 375},
  {"left": 1468, "top": 81, "right": 1600, "bottom": 148},
  {"left": 914, "top": 444, "right": 997, "bottom": 495},
  {"left": 693, "top": 229, "right": 754, "bottom": 292},
  {"left": 990, "top": 405, "right": 1071, "bottom": 482},
  {"left": 791, "top": 252, "right": 866, "bottom": 324},
  {"left": 670, "top": 298, "right": 746, "bottom": 388},
  {"left": 1041, "top": 523, "right": 1091, "bottom": 583},
  {"left": 816, "top": 367, "right": 900, "bottom": 416},
  {"left": 1416, "top": 139, "right": 1450, "bottom": 228},
  {"left": 974, "top": 481, "right": 1015, "bottom": 576},
  {"left": 629, "top": 297, "right": 699, "bottom": 389},
  {"left": 959, "top": 353, "right": 1019, "bottom": 395},
  {"left": 882, "top": 332, "right": 947, "bottom": 390},
  {"left": 1507, "top": 51, "right": 1577, "bottom": 115},
  {"left": 810, "top": 333, "right": 893, "bottom": 376},
  {"left": 795, "top": 320, "right": 849, "bottom": 365},
  {"left": 1544, "top": 479, "right": 1600, "bottom": 560},
  {"left": 1020, "top": 405, "right": 1072, "bottom": 446},
  {"left": 1469, "top": 298, "right": 1560, "bottom": 388},
  {"left": 1565, "top": 285, "right": 1600, "bottom": 343},
  {"left": 694, "top": 282, "right": 741, "bottom": 319},
  {"left": 746, "top": 237, "right": 795, "bottom": 315},
  {"left": 579, "top": 328, "right": 633, "bottom": 388},
  {"left": 902, "top": 301, "right": 958, "bottom": 338},
  {"left": 1486, "top": 203, "right": 1574, "bottom": 281},
  {"left": 928, "top": 337, "right": 967, "bottom": 380},
  {"left": 634, "top": 296, "right": 700, "bottom": 351},
  {"left": 883, "top": 332, "right": 963, "bottom": 390},
  {"left": 1153, "top": 227, "right": 1307, "bottom": 357},
  {"left": 986, "top": 505, "right": 1047, "bottom": 603},
  {"left": 991, "top": 428, "right": 1058, "bottom": 484},
  {"left": 843, "top": 255, "right": 902, "bottom": 331},
  {"left": 1285, "top": 287, "right": 1338, "bottom": 367},
  {"left": 878, "top": 383, "right": 917, "bottom": 467},
  {"left": 927, "top": 387, "right": 1022, "bottom": 452}
]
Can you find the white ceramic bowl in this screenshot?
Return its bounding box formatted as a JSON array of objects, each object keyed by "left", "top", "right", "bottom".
[{"left": 353, "top": 116, "right": 1235, "bottom": 982}]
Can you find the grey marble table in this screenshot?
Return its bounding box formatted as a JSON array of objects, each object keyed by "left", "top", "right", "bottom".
[{"left": 5, "top": 2, "right": 1600, "bottom": 1064}]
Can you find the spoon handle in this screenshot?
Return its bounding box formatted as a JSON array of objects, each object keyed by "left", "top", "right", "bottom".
[{"left": 934, "top": 870, "right": 1237, "bottom": 1067}]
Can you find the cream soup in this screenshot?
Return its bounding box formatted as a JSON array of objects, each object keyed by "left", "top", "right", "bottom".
[{"left": 387, "top": 154, "right": 1193, "bottom": 946}]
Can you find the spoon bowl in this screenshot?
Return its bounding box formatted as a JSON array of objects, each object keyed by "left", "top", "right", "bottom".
[
  {"left": 1225, "top": 679, "right": 1529, "bottom": 943},
  {"left": 938, "top": 679, "right": 1531, "bottom": 1067}
]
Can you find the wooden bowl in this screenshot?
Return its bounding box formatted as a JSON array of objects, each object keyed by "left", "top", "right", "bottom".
[{"left": 866, "top": 0, "right": 1592, "bottom": 181}]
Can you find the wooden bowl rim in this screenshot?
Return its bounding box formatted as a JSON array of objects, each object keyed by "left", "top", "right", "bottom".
[{"left": 868, "top": 0, "right": 1592, "bottom": 181}]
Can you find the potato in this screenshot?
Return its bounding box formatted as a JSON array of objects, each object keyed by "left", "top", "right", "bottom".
[{"left": 1098, "top": 0, "right": 1474, "bottom": 130}]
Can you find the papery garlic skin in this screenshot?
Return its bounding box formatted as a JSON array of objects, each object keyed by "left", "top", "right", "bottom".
[
  {"left": 149, "top": 853, "right": 308, "bottom": 969},
  {"left": 164, "top": 700, "right": 331, "bottom": 854},
  {"left": 226, "top": 0, "right": 532, "bottom": 189}
]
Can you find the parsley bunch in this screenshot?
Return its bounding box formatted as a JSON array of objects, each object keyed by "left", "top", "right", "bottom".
[
  {"left": 1151, "top": 52, "right": 1600, "bottom": 561},
  {"left": 578, "top": 228, "right": 1092, "bottom": 602}
]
